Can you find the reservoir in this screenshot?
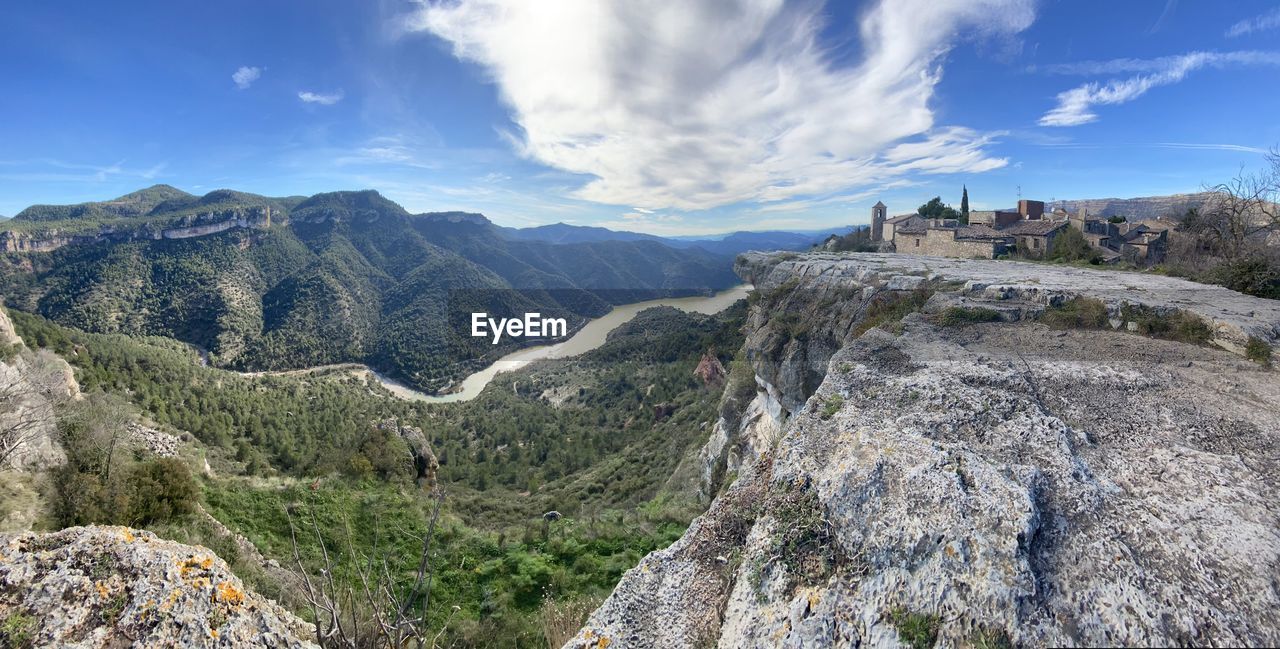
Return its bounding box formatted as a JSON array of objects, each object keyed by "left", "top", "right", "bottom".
[{"left": 374, "top": 284, "right": 752, "bottom": 403}]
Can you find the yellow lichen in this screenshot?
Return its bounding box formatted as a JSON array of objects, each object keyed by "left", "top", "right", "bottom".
[
  {"left": 215, "top": 581, "right": 245, "bottom": 607},
  {"left": 95, "top": 581, "right": 111, "bottom": 598},
  {"left": 595, "top": 636, "right": 610, "bottom": 649},
  {"left": 120, "top": 529, "right": 136, "bottom": 543}
]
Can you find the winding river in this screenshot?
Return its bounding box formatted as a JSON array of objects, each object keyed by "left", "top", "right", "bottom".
[{"left": 372, "top": 284, "right": 753, "bottom": 403}]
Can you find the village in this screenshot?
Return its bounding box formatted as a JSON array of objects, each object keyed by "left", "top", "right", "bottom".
[{"left": 864, "top": 198, "right": 1172, "bottom": 265}]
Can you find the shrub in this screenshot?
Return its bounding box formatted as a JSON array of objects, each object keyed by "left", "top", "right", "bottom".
[
  {"left": 820, "top": 394, "right": 844, "bottom": 420},
  {"left": 126, "top": 458, "right": 199, "bottom": 526},
  {"left": 0, "top": 612, "right": 36, "bottom": 649},
  {"left": 888, "top": 608, "right": 940, "bottom": 649},
  {"left": 1246, "top": 337, "right": 1273, "bottom": 365},
  {"left": 937, "top": 306, "right": 1000, "bottom": 327},
  {"left": 1039, "top": 297, "right": 1109, "bottom": 330},
  {"left": 1207, "top": 257, "right": 1280, "bottom": 299},
  {"left": 1124, "top": 306, "right": 1213, "bottom": 345},
  {"left": 853, "top": 287, "right": 935, "bottom": 337}
]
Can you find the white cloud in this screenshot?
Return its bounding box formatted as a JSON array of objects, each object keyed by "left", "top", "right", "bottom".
[
  {"left": 232, "top": 66, "right": 261, "bottom": 90},
  {"left": 1226, "top": 7, "right": 1280, "bottom": 38},
  {"left": 402, "top": 0, "right": 1035, "bottom": 211},
  {"left": 1039, "top": 51, "right": 1280, "bottom": 127},
  {"left": 298, "top": 90, "right": 344, "bottom": 105}
]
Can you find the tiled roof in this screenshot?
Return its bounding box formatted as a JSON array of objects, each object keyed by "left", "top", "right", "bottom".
[
  {"left": 954, "top": 225, "right": 1008, "bottom": 241},
  {"left": 886, "top": 214, "right": 921, "bottom": 225},
  {"left": 1000, "top": 220, "right": 1068, "bottom": 236}
]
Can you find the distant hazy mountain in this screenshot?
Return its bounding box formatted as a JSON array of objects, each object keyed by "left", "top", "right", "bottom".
[
  {"left": 0, "top": 186, "right": 738, "bottom": 393},
  {"left": 502, "top": 222, "right": 855, "bottom": 256},
  {"left": 1048, "top": 193, "right": 1214, "bottom": 220}
]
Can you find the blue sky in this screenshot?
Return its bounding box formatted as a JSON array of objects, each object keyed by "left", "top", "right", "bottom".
[{"left": 1, "top": 0, "right": 1278, "bottom": 235}]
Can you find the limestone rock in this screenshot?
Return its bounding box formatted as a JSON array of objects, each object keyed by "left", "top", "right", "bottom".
[
  {"left": 574, "top": 252, "right": 1280, "bottom": 648},
  {"left": 693, "top": 353, "right": 727, "bottom": 386},
  {"left": 0, "top": 526, "right": 316, "bottom": 648}
]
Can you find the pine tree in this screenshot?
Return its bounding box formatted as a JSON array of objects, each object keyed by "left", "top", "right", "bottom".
[{"left": 960, "top": 185, "right": 970, "bottom": 221}]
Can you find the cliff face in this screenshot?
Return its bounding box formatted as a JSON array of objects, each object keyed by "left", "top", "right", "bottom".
[
  {"left": 0, "top": 206, "right": 274, "bottom": 252},
  {"left": 568, "top": 252, "right": 1280, "bottom": 648},
  {"left": 0, "top": 526, "right": 315, "bottom": 648}
]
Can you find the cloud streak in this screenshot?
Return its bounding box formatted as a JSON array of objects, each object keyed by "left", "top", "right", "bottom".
[
  {"left": 1226, "top": 7, "right": 1280, "bottom": 38},
  {"left": 232, "top": 66, "right": 261, "bottom": 90},
  {"left": 298, "top": 90, "right": 344, "bottom": 105},
  {"left": 1039, "top": 51, "right": 1280, "bottom": 127},
  {"left": 403, "top": 0, "right": 1035, "bottom": 211}
]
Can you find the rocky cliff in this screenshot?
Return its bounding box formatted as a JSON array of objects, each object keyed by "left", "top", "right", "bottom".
[
  {"left": 568, "top": 252, "right": 1280, "bottom": 648},
  {"left": 0, "top": 526, "right": 315, "bottom": 647}
]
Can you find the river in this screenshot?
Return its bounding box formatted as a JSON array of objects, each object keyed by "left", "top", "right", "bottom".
[{"left": 370, "top": 284, "right": 753, "bottom": 403}]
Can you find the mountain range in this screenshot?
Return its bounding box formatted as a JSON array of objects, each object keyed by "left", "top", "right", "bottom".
[{"left": 0, "top": 185, "right": 840, "bottom": 393}]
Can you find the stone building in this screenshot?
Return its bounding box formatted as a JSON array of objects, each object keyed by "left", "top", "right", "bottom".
[
  {"left": 895, "top": 220, "right": 1009, "bottom": 259},
  {"left": 870, "top": 201, "right": 887, "bottom": 242},
  {"left": 968, "top": 210, "right": 1022, "bottom": 228},
  {"left": 1001, "top": 219, "right": 1068, "bottom": 258}
]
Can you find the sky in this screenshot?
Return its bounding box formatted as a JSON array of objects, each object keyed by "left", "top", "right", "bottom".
[{"left": 1, "top": 0, "right": 1278, "bottom": 235}]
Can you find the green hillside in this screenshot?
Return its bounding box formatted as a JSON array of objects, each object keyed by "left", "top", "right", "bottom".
[{"left": 1, "top": 187, "right": 738, "bottom": 393}]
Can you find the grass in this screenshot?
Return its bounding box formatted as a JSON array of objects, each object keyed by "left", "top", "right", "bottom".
[
  {"left": 1039, "top": 297, "right": 1109, "bottom": 330},
  {"left": 1122, "top": 305, "right": 1213, "bottom": 345},
  {"left": 0, "top": 612, "right": 36, "bottom": 649},
  {"left": 937, "top": 306, "right": 1001, "bottom": 327},
  {"left": 819, "top": 394, "right": 844, "bottom": 420},
  {"left": 853, "top": 287, "right": 936, "bottom": 337},
  {"left": 887, "top": 608, "right": 940, "bottom": 649},
  {"left": 970, "top": 626, "right": 1015, "bottom": 649},
  {"left": 1246, "top": 336, "right": 1273, "bottom": 366}
]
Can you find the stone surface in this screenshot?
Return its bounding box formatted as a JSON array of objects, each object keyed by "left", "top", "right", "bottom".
[
  {"left": 0, "top": 526, "right": 316, "bottom": 648},
  {"left": 569, "top": 252, "right": 1280, "bottom": 648},
  {"left": 738, "top": 251, "right": 1280, "bottom": 356}
]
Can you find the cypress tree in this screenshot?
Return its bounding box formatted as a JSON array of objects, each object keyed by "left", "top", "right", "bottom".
[{"left": 960, "top": 185, "right": 970, "bottom": 221}]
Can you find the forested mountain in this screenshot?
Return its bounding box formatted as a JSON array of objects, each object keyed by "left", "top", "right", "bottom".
[
  {"left": 501, "top": 220, "right": 855, "bottom": 256},
  {"left": 0, "top": 186, "right": 738, "bottom": 392}
]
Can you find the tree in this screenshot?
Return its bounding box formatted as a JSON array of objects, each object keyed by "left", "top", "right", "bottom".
[
  {"left": 1184, "top": 148, "right": 1280, "bottom": 260},
  {"left": 0, "top": 350, "right": 72, "bottom": 469},
  {"left": 960, "top": 186, "right": 970, "bottom": 221},
  {"left": 916, "top": 197, "right": 962, "bottom": 222}
]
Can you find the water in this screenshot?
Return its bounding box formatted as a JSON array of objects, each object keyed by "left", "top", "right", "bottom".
[{"left": 374, "top": 284, "right": 753, "bottom": 403}]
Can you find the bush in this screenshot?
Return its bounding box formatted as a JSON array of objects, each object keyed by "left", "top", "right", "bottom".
[
  {"left": 888, "top": 608, "right": 940, "bottom": 649},
  {"left": 127, "top": 458, "right": 199, "bottom": 526},
  {"left": 1207, "top": 257, "right": 1280, "bottom": 299},
  {"left": 1123, "top": 306, "right": 1213, "bottom": 345},
  {"left": 1039, "top": 297, "right": 1109, "bottom": 330},
  {"left": 0, "top": 612, "right": 36, "bottom": 649},
  {"left": 937, "top": 306, "right": 1001, "bottom": 327},
  {"left": 1246, "top": 337, "right": 1273, "bottom": 365}
]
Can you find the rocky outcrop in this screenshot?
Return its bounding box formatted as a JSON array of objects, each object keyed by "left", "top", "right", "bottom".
[
  {"left": 0, "top": 207, "right": 274, "bottom": 253},
  {"left": 375, "top": 418, "right": 439, "bottom": 488},
  {"left": 737, "top": 251, "right": 1280, "bottom": 357},
  {"left": 1, "top": 308, "right": 74, "bottom": 471},
  {"left": 693, "top": 353, "right": 727, "bottom": 386},
  {"left": 0, "top": 526, "right": 315, "bottom": 647},
  {"left": 570, "top": 252, "right": 1280, "bottom": 648}
]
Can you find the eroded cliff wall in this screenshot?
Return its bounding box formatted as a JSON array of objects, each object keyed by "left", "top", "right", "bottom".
[{"left": 568, "top": 252, "right": 1280, "bottom": 648}]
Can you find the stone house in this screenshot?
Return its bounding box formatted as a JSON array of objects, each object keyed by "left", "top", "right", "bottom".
[
  {"left": 897, "top": 220, "right": 1010, "bottom": 259},
  {"left": 968, "top": 210, "right": 1022, "bottom": 228},
  {"left": 1002, "top": 219, "right": 1068, "bottom": 258},
  {"left": 884, "top": 213, "right": 925, "bottom": 243}
]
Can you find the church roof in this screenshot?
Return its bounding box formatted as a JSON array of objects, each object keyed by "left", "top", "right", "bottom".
[{"left": 873, "top": 201, "right": 886, "bottom": 208}]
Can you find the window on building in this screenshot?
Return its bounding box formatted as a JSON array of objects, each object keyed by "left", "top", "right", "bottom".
[
  {"left": 914, "top": 238, "right": 920, "bottom": 247},
  {"left": 1032, "top": 238, "right": 1040, "bottom": 249}
]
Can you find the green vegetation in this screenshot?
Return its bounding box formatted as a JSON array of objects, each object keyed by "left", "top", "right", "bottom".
[
  {"left": 819, "top": 394, "right": 844, "bottom": 419},
  {"left": 2, "top": 188, "right": 737, "bottom": 394},
  {"left": 852, "top": 287, "right": 936, "bottom": 336},
  {"left": 937, "top": 306, "right": 1001, "bottom": 327},
  {"left": 1122, "top": 305, "right": 1213, "bottom": 345},
  {"left": 11, "top": 300, "right": 749, "bottom": 646},
  {"left": 888, "top": 608, "right": 940, "bottom": 649},
  {"left": 0, "top": 612, "right": 36, "bottom": 649},
  {"left": 1246, "top": 336, "right": 1273, "bottom": 365},
  {"left": 762, "top": 484, "right": 846, "bottom": 592},
  {"left": 1206, "top": 257, "right": 1280, "bottom": 300},
  {"left": 970, "top": 627, "right": 1015, "bottom": 649},
  {"left": 1048, "top": 226, "right": 1105, "bottom": 265},
  {"left": 1038, "top": 297, "right": 1110, "bottom": 330},
  {"left": 917, "top": 196, "right": 963, "bottom": 223}
]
